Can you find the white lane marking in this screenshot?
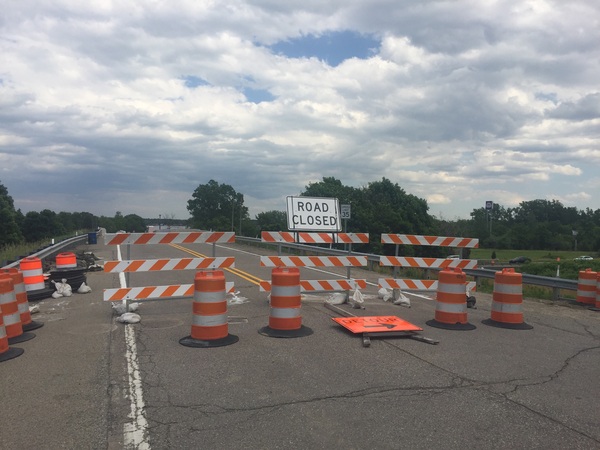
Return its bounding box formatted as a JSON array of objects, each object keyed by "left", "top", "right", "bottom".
[{"left": 118, "top": 245, "right": 150, "bottom": 450}]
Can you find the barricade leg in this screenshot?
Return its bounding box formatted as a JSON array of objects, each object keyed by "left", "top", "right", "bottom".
[
  {"left": 259, "top": 267, "right": 313, "bottom": 338},
  {"left": 482, "top": 268, "right": 532, "bottom": 330},
  {"left": 180, "top": 270, "right": 238, "bottom": 348},
  {"left": 426, "top": 268, "right": 475, "bottom": 331},
  {"left": 0, "top": 275, "right": 36, "bottom": 343}
]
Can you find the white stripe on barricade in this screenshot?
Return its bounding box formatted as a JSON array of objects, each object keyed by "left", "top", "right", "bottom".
[
  {"left": 103, "top": 282, "right": 235, "bottom": 302},
  {"left": 379, "top": 256, "right": 478, "bottom": 269},
  {"left": 381, "top": 234, "right": 479, "bottom": 248},
  {"left": 105, "top": 231, "right": 235, "bottom": 246},
  {"left": 104, "top": 257, "right": 235, "bottom": 273}
]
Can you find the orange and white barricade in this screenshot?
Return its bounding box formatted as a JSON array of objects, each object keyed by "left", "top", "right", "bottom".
[
  {"left": 179, "top": 270, "right": 238, "bottom": 348},
  {"left": 426, "top": 268, "right": 475, "bottom": 330},
  {"left": 261, "top": 231, "right": 369, "bottom": 244},
  {"left": 105, "top": 231, "right": 235, "bottom": 246},
  {"left": 482, "top": 268, "right": 532, "bottom": 330},
  {"left": 576, "top": 269, "right": 597, "bottom": 306},
  {"left": 0, "top": 274, "right": 36, "bottom": 344},
  {"left": 381, "top": 234, "right": 479, "bottom": 248},
  {"left": 259, "top": 279, "right": 366, "bottom": 293},
  {"left": 260, "top": 256, "right": 367, "bottom": 268},
  {"left": 259, "top": 267, "right": 313, "bottom": 338},
  {"left": 1, "top": 269, "right": 43, "bottom": 332},
  {"left": 379, "top": 256, "right": 478, "bottom": 270}
]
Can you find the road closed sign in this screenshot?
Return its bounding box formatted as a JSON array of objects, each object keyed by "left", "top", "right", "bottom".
[{"left": 286, "top": 196, "right": 341, "bottom": 232}]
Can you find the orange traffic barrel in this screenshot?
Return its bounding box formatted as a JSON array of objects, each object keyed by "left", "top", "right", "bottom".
[
  {"left": 259, "top": 267, "right": 313, "bottom": 338},
  {"left": 56, "top": 252, "right": 77, "bottom": 269},
  {"left": 20, "top": 256, "right": 46, "bottom": 292},
  {"left": 426, "top": 267, "right": 475, "bottom": 330},
  {"left": 590, "top": 273, "right": 600, "bottom": 312},
  {"left": 0, "top": 274, "right": 35, "bottom": 344},
  {"left": 179, "top": 270, "right": 238, "bottom": 348},
  {"left": 1, "top": 269, "right": 43, "bottom": 332},
  {"left": 576, "top": 268, "right": 597, "bottom": 305},
  {"left": 483, "top": 268, "right": 532, "bottom": 330},
  {"left": 0, "top": 311, "right": 24, "bottom": 363}
]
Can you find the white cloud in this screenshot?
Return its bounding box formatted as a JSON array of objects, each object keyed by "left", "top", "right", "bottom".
[{"left": 1, "top": 0, "right": 599, "bottom": 221}]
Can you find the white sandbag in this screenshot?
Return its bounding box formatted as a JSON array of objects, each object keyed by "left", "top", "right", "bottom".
[
  {"left": 378, "top": 288, "right": 393, "bottom": 302},
  {"left": 116, "top": 313, "right": 141, "bottom": 324},
  {"left": 348, "top": 288, "right": 366, "bottom": 309},
  {"left": 77, "top": 282, "right": 92, "bottom": 294},
  {"left": 112, "top": 302, "right": 139, "bottom": 315},
  {"left": 326, "top": 292, "right": 347, "bottom": 305},
  {"left": 62, "top": 281, "right": 73, "bottom": 297},
  {"left": 52, "top": 278, "right": 72, "bottom": 297},
  {"left": 393, "top": 291, "right": 411, "bottom": 307},
  {"left": 228, "top": 291, "right": 249, "bottom": 305}
]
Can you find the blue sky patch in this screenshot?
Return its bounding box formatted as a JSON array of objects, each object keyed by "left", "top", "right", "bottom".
[
  {"left": 270, "top": 30, "right": 380, "bottom": 66},
  {"left": 181, "top": 75, "right": 209, "bottom": 88},
  {"left": 243, "top": 87, "right": 275, "bottom": 104}
]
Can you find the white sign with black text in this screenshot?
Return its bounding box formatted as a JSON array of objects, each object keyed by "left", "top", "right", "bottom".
[{"left": 286, "top": 196, "right": 341, "bottom": 231}]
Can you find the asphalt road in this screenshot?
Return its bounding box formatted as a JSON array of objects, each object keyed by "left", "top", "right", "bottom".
[{"left": 1, "top": 238, "right": 599, "bottom": 449}]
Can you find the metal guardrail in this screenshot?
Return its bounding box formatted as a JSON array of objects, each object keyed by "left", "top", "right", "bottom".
[
  {"left": 2, "top": 234, "right": 88, "bottom": 269},
  {"left": 235, "top": 236, "right": 579, "bottom": 299}
]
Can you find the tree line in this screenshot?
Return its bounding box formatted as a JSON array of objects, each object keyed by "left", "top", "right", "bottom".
[
  {"left": 2, "top": 178, "right": 600, "bottom": 255},
  {"left": 188, "top": 178, "right": 600, "bottom": 255}
]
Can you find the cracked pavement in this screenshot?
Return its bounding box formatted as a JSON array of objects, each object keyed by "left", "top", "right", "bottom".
[{"left": 2, "top": 241, "right": 599, "bottom": 449}]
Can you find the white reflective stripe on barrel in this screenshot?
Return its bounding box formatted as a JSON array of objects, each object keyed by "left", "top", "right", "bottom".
[
  {"left": 494, "top": 284, "right": 522, "bottom": 294},
  {"left": 270, "top": 307, "right": 301, "bottom": 318},
  {"left": 0, "top": 327, "right": 6, "bottom": 339},
  {"left": 192, "top": 314, "right": 227, "bottom": 327},
  {"left": 0, "top": 292, "right": 13, "bottom": 305},
  {"left": 434, "top": 301, "right": 466, "bottom": 313},
  {"left": 195, "top": 291, "right": 225, "bottom": 302},
  {"left": 491, "top": 302, "right": 523, "bottom": 313},
  {"left": 437, "top": 282, "right": 466, "bottom": 294},
  {"left": 3, "top": 313, "right": 21, "bottom": 326},
  {"left": 576, "top": 290, "right": 595, "bottom": 298},
  {"left": 21, "top": 269, "right": 42, "bottom": 277},
  {"left": 18, "top": 303, "right": 28, "bottom": 314},
  {"left": 271, "top": 285, "right": 301, "bottom": 297},
  {"left": 578, "top": 278, "right": 596, "bottom": 286},
  {"left": 13, "top": 283, "right": 26, "bottom": 294}
]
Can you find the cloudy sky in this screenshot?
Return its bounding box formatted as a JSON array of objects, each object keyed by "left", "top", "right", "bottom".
[{"left": 1, "top": 1, "right": 599, "bottom": 222}]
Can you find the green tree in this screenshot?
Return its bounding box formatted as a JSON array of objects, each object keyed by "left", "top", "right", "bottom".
[
  {"left": 22, "top": 209, "right": 66, "bottom": 242},
  {"left": 0, "top": 181, "right": 24, "bottom": 247},
  {"left": 122, "top": 214, "right": 147, "bottom": 232},
  {"left": 256, "top": 210, "right": 287, "bottom": 231},
  {"left": 187, "top": 180, "right": 247, "bottom": 231}
]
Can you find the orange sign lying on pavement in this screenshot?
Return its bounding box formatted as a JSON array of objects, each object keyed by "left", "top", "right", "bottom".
[{"left": 332, "top": 316, "right": 422, "bottom": 334}]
